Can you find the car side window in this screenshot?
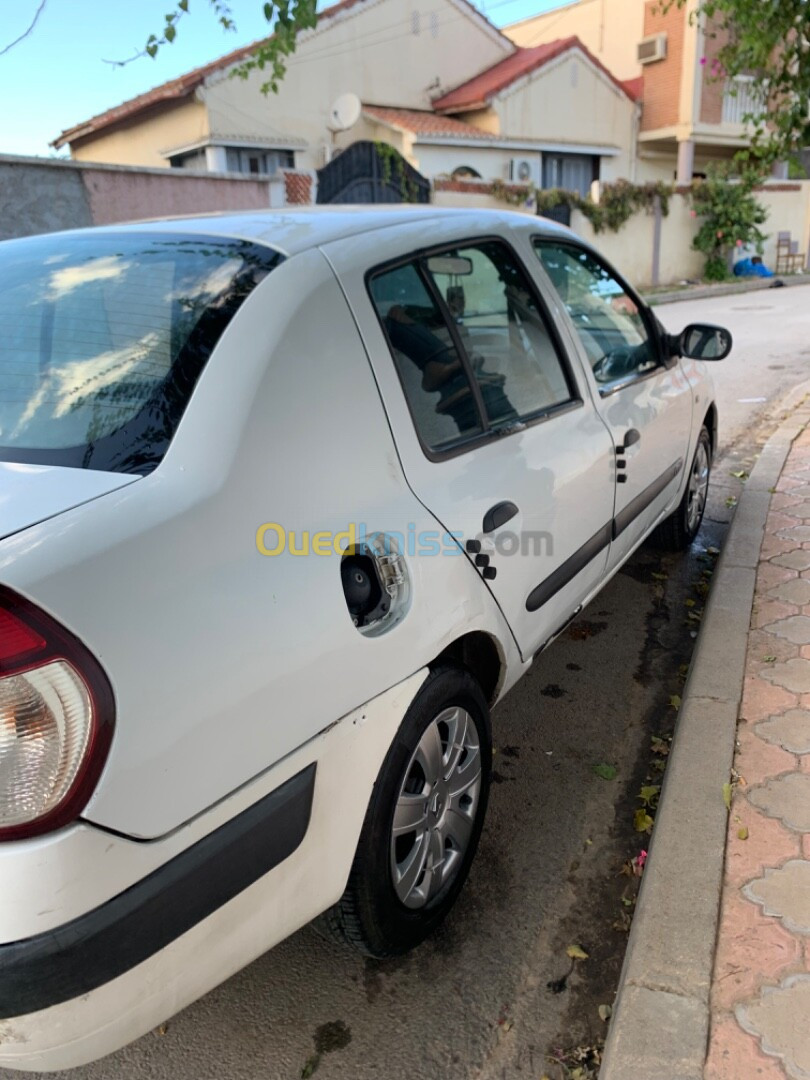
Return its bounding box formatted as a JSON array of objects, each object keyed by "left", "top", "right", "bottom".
[
  {"left": 369, "top": 240, "right": 575, "bottom": 454},
  {"left": 423, "top": 241, "right": 573, "bottom": 425},
  {"left": 369, "top": 263, "right": 484, "bottom": 452},
  {"left": 534, "top": 241, "right": 659, "bottom": 388}
]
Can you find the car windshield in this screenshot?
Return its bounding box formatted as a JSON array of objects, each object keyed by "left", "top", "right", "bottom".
[{"left": 0, "top": 231, "right": 283, "bottom": 474}]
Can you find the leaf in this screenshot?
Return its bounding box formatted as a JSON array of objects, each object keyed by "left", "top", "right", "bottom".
[
  {"left": 707, "top": 546, "right": 720, "bottom": 556},
  {"left": 652, "top": 571, "right": 668, "bottom": 581},
  {"left": 730, "top": 469, "right": 749, "bottom": 479},
  {"left": 164, "top": 23, "right": 176, "bottom": 42},
  {"left": 566, "top": 944, "right": 589, "bottom": 960},
  {"left": 685, "top": 598, "right": 696, "bottom": 607},
  {"left": 301, "top": 1054, "right": 320, "bottom": 1079},
  {"left": 178, "top": 0, "right": 188, "bottom": 9},
  {"left": 146, "top": 42, "right": 158, "bottom": 57},
  {"left": 737, "top": 826, "right": 749, "bottom": 840},
  {"left": 598, "top": 1004, "right": 612, "bottom": 1022},
  {"left": 639, "top": 784, "right": 661, "bottom": 807},
  {"left": 726, "top": 496, "right": 738, "bottom": 508},
  {"left": 593, "top": 762, "right": 617, "bottom": 781},
  {"left": 762, "top": 655, "right": 777, "bottom": 663},
  {"left": 264, "top": 1, "right": 273, "bottom": 18},
  {"left": 669, "top": 694, "right": 682, "bottom": 708},
  {"left": 651, "top": 735, "right": 671, "bottom": 755},
  {"left": 634, "top": 808, "right": 654, "bottom": 833},
  {"left": 723, "top": 782, "right": 733, "bottom": 810}
]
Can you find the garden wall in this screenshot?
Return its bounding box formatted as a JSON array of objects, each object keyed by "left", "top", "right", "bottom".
[
  {"left": 0, "top": 154, "right": 293, "bottom": 242},
  {"left": 433, "top": 178, "right": 810, "bottom": 288}
]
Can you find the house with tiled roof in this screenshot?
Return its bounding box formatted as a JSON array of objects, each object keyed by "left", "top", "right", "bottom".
[
  {"left": 52, "top": 0, "right": 642, "bottom": 195},
  {"left": 507, "top": 0, "right": 768, "bottom": 183},
  {"left": 52, "top": 0, "right": 513, "bottom": 174}
]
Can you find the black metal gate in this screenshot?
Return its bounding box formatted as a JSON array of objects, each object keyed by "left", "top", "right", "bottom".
[{"left": 316, "top": 141, "right": 431, "bottom": 205}]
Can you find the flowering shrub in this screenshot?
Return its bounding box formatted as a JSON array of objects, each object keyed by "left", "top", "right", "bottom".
[{"left": 690, "top": 167, "right": 768, "bottom": 280}]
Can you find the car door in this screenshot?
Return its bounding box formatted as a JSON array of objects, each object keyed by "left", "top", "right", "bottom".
[
  {"left": 324, "top": 225, "right": 616, "bottom": 662},
  {"left": 533, "top": 239, "right": 694, "bottom": 571}
]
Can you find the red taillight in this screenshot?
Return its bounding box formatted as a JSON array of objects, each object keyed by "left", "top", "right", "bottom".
[
  {"left": 0, "top": 586, "right": 115, "bottom": 841},
  {"left": 0, "top": 608, "right": 46, "bottom": 665}
]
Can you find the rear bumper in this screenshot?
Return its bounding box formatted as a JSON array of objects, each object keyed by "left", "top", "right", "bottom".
[
  {"left": 0, "top": 668, "right": 427, "bottom": 1072},
  {"left": 0, "top": 766, "right": 315, "bottom": 1020}
]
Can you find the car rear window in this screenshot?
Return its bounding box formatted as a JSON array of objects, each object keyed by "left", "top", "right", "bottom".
[{"left": 0, "top": 231, "right": 283, "bottom": 473}]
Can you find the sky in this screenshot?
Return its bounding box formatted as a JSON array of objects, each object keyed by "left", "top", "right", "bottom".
[{"left": 0, "top": 0, "right": 563, "bottom": 158}]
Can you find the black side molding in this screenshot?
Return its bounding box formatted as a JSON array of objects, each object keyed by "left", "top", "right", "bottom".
[
  {"left": 0, "top": 764, "right": 316, "bottom": 1019},
  {"left": 613, "top": 459, "right": 683, "bottom": 540},
  {"left": 526, "top": 522, "right": 612, "bottom": 612},
  {"left": 525, "top": 460, "right": 684, "bottom": 613}
]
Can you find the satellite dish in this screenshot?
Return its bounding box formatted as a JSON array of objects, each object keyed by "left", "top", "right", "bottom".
[{"left": 328, "top": 92, "right": 362, "bottom": 133}]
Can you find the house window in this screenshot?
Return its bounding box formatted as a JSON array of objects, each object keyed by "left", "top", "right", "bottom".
[
  {"left": 542, "top": 153, "right": 599, "bottom": 197},
  {"left": 224, "top": 148, "right": 295, "bottom": 175},
  {"left": 168, "top": 149, "right": 207, "bottom": 171}
]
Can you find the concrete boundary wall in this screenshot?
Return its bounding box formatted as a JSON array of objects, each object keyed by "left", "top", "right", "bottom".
[
  {"left": 433, "top": 178, "right": 810, "bottom": 288},
  {"left": 0, "top": 154, "right": 292, "bottom": 242}
]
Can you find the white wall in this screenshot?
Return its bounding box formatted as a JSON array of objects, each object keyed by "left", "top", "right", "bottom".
[
  {"left": 413, "top": 144, "right": 532, "bottom": 182},
  {"left": 492, "top": 53, "right": 636, "bottom": 180},
  {"left": 434, "top": 184, "right": 810, "bottom": 287},
  {"left": 203, "top": 0, "right": 512, "bottom": 170},
  {"left": 506, "top": 0, "right": 645, "bottom": 81}
]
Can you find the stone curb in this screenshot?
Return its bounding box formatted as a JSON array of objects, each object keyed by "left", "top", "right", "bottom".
[
  {"left": 600, "top": 384, "right": 810, "bottom": 1080},
  {"left": 643, "top": 274, "right": 810, "bottom": 307}
]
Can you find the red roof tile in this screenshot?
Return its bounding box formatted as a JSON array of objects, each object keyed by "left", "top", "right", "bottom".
[
  {"left": 432, "top": 36, "right": 636, "bottom": 112},
  {"left": 53, "top": 0, "right": 511, "bottom": 149},
  {"left": 621, "top": 76, "right": 644, "bottom": 102},
  {"left": 363, "top": 105, "right": 498, "bottom": 139}
]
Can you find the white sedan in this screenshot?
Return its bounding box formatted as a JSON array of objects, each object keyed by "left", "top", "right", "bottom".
[{"left": 0, "top": 208, "right": 730, "bottom": 1070}]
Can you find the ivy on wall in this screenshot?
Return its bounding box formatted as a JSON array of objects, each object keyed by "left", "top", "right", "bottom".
[
  {"left": 484, "top": 178, "right": 674, "bottom": 234},
  {"left": 374, "top": 142, "right": 421, "bottom": 203}
]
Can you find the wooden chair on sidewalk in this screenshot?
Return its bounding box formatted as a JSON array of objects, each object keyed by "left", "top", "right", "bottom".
[{"left": 775, "top": 231, "right": 807, "bottom": 273}]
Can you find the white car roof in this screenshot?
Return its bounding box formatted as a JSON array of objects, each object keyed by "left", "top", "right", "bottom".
[{"left": 24, "top": 206, "right": 572, "bottom": 257}]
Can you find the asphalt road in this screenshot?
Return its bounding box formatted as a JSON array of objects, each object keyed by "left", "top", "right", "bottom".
[{"left": 8, "top": 286, "right": 810, "bottom": 1080}]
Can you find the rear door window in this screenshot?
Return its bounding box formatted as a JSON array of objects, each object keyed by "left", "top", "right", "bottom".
[{"left": 369, "top": 238, "right": 576, "bottom": 455}]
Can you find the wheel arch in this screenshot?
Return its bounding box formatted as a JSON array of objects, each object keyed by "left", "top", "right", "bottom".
[
  {"left": 703, "top": 402, "right": 718, "bottom": 459},
  {"left": 431, "top": 631, "right": 506, "bottom": 706}
]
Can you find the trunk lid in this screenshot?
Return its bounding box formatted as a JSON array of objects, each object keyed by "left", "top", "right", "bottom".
[{"left": 0, "top": 463, "right": 139, "bottom": 542}]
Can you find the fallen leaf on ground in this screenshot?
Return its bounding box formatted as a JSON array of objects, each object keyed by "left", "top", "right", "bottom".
[
  {"left": 669, "top": 694, "right": 682, "bottom": 708},
  {"left": 593, "top": 762, "right": 617, "bottom": 781},
  {"left": 762, "top": 655, "right": 777, "bottom": 663},
  {"left": 566, "top": 944, "right": 589, "bottom": 960},
  {"left": 634, "top": 809, "right": 654, "bottom": 833},
  {"left": 738, "top": 826, "right": 749, "bottom": 840},
  {"left": 598, "top": 1004, "right": 612, "bottom": 1022},
  {"left": 638, "top": 785, "right": 661, "bottom": 808},
  {"left": 301, "top": 1054, "right": 321, "bottom": 1079},
  {"left": 723, "top": 782, "right": 733, "bottom": 810}
]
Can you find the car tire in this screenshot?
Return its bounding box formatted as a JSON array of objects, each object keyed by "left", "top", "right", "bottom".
[
  {"left": 318, "top": 665, "right": 492, "bottom": 958},
  {"left": 653, "top": 425, "right": 712, "bottom": 551}
]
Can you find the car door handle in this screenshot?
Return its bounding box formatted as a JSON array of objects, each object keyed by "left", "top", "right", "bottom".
[
  {"left": 616, "top": 428, "right": 641, "bottom": 454},
  {"left": 482, "top": 501, "right": 519, "bottom": 534}
]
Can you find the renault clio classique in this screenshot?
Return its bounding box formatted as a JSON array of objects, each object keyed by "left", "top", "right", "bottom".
[{"left": 0, "top": 207, "right": 730, "bottom": 1070}]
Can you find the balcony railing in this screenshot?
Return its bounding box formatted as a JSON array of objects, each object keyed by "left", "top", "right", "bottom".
[{"left": 722, "top": 75, "right": 762, "bottom": 125}]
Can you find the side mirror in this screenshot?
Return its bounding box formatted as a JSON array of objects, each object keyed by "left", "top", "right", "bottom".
[{"left": 676, "top": 323, "right": 732, "bottom": 361}]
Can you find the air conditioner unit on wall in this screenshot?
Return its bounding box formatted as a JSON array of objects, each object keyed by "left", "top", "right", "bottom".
[
  {"left": 637, "top": 33, "right": 667, "bottom": 64},
  {"left": 508, "top": 157, "right": 538, "bottom": 185}
]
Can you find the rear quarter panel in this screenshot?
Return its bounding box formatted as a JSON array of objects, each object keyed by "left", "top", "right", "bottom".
[{"left": 0, "top": 248, "right": 518, "bottom": 838}]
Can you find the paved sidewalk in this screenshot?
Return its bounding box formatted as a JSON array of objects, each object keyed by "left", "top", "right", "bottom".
[{"left": 706, "top": 426, "right": 810, "bottom": 1079}]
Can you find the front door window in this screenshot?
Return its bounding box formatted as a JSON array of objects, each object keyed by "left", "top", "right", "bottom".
[{"left": 534, "top": 242, "right": 659, "bottom": 389}]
